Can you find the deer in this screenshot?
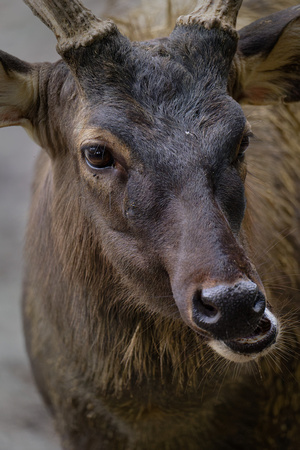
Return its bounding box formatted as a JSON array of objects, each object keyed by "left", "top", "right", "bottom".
[{"left": 0, "top": 0, "right": 300, "bottom": 448}]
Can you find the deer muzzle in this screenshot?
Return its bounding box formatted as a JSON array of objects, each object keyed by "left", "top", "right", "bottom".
[{"left": 172, "top": 279, "right": 279, "bottom": 362}]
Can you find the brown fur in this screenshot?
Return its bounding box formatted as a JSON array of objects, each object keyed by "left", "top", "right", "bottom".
[{"left": 1, "top": 1, "right": 300, "bottom": 449}]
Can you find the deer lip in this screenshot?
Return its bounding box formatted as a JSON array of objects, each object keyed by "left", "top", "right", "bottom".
[{"left": 223, "top": 309, "right": 278, "bottom": 356}]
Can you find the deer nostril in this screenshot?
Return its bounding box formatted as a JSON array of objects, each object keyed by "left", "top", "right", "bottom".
[
  {"left": 190, "top": 281, "right": 267, "bottom": 340},
  {"left": 193, "top": 290, "right": 219, "bottom": 320}
]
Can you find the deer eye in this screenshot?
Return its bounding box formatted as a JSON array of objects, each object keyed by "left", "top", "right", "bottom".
[
  {"left": 83, "top": 145, "right": 115, "bottom": 170},
  {"left": 237, "top": 133, "right": 251, "bottom": 161}
]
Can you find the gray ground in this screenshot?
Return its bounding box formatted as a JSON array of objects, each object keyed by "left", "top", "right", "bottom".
[{"left": 0, "top": 1, "right": 141, "bottom": 449}]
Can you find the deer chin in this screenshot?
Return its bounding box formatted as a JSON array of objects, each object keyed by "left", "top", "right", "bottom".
[{"left": 208, "top": 309, "right": 279, "bottom": 363}]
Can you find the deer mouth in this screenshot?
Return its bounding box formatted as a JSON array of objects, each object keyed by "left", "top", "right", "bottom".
[
  {"left": 209, "top": 309, "right": 279, "bottom": 362},
  {"left": 225, "top": 309, "right": 278, "bottom": 353}
]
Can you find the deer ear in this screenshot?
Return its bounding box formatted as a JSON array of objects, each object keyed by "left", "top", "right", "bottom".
[
  {"left": 233, "top": 6, "right": 300, "bottom": 105},
  {"left": 0, "top": 51, "right": 39, "bottom": 134}
]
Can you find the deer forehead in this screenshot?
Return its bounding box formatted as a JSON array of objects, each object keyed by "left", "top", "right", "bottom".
[
  {"left": 74, "top": 91, "right": 247, "bottom": 173},
  {"left": 69, "top": 41, "right": 247, "bottom": 168}
]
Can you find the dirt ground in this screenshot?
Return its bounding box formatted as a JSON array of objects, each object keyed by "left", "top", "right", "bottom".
[{"left": 0, "top": 1, "right": 142, "bottom": 449}]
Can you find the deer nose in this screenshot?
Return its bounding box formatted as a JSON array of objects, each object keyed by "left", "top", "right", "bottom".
[{"left": 192, "top": 280, "right": 266, "bottom": 340}]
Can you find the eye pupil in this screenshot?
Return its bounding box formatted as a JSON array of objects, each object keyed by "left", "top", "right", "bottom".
[{"left": 83, "top": 145, "right": 115, "bottom": 169}]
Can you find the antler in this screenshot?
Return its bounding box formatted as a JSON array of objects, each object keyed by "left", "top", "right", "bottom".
[
  {"left": 23, "top": 0, "right": 118, "bottom": 56},
  {"left": 177, "top": 0, "right": 243, "bottom": 35}
]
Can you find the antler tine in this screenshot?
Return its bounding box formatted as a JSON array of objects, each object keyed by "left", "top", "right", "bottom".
[
  {"left": 23, "top": 0, "right": 118, "bottom": 55},
  {"left": 177, "top": 0, "right": 243, "bottom": 35}
]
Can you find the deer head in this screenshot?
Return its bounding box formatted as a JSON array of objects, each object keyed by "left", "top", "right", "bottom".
[{"left": 1, "top": 0, "right": 300, "bottom": 362}]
